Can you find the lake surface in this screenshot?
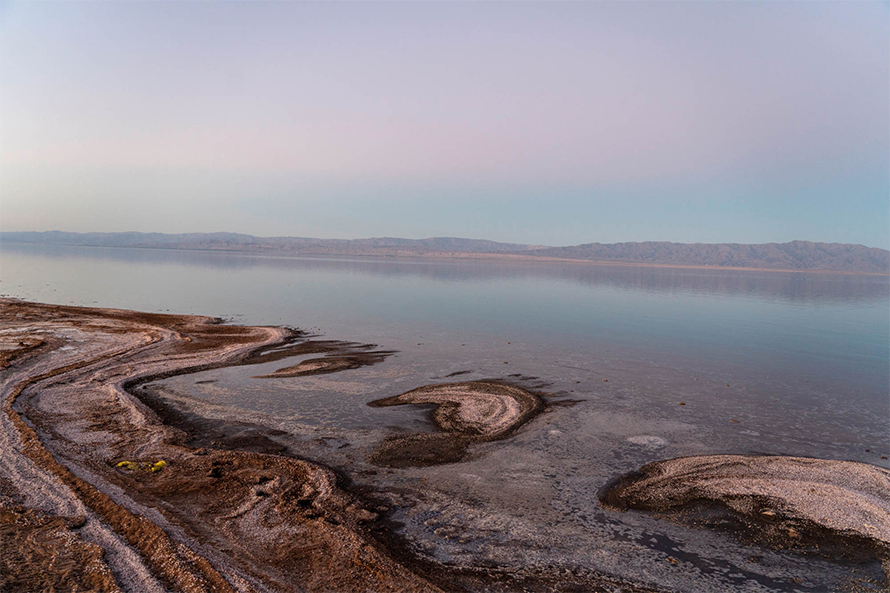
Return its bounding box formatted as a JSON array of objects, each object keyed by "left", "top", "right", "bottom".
[{"left": 2, "top": 242, "right": 889, "bottom": 591}]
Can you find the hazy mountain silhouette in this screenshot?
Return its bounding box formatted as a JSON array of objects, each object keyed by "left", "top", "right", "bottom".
[
  {"left": 517, "top": 240, "right": 889, "bottom": 273},
  {"left": 2, "top": 231, "right": 887, "bottom": 273}
]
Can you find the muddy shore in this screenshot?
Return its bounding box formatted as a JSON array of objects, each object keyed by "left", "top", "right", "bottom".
[
  {"left": 3, "top": 298, "right": 888, "bottom": 592},
  {"left": 0, "top": 299, "right": 662, "bottom": 592}
]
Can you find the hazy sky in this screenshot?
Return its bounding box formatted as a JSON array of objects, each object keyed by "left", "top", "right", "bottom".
[{"left": 1, "top": 1, "right": 888, "bottom": 247}]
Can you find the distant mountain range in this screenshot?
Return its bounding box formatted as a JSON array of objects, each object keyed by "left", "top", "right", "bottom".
[
  {"left": 524, "top": 241, "right": 890, "bottom": 274},
  {"left": 2, "top": 231, "right": 888, "bottom": 274}
]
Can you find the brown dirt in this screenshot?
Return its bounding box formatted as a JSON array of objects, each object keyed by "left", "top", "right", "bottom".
[
  {"left": 0, "top": 337, "right": 47, "bottom": 369},
  {"left": 0, "top": 500, "right": 121, "bottom": 593},
  {"left": 253, "top": 352, "right": 391, "bottom": 378},
  {"left": 242, "top": 339, "right": 394, "bottom": 367}
]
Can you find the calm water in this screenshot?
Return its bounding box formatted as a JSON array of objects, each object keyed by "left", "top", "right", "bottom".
[
  {"left": 2, "top": 242, "right": 889, "bottom": 591},
  {"left": 3, "top": 243, "right": 887, "bottom": 392}
]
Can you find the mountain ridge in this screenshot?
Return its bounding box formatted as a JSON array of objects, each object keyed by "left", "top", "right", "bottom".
[{"left": 2, "top": 231, "right": 887, "bottom": 274}]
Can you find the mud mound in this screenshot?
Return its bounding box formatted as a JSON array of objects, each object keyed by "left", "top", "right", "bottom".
[
  {"left": 368, "top": 381, "right": 542, "bottom": 467},
  {"left": 371, "top": 381, "right": 541, "bottom": 438},
  {"left": 600, "top": 454, "right": 890, "bottom": 561}
]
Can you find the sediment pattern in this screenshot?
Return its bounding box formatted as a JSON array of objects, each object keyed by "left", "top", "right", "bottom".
[
  {"left": 367, "top": 381, "right": 543, "bottom": 467},
  {"left": 0, "top": 299, "right": 438, "bottom": 592},
  {"left": 371, "top": 381, "right": 542, "bottom": 439},
  {"left": 600, "top": 454, "right": 890, "bottom": 560},
  {"left": 248, "top": 340, "right": 393, "bottom": 379}
]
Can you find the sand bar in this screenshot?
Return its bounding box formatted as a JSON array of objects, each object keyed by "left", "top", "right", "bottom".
[{"left": 371, "top": 381, "right": 542, "bottom": 439}]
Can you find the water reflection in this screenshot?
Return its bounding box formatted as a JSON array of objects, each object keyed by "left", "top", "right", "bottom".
[{"left": 3, "top": 242, "right": 887, "bottom": 305}]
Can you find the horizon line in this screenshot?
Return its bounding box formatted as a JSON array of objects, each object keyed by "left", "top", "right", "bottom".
[{"left": 1, "top": 229, "right": 888, "bottom": 251}]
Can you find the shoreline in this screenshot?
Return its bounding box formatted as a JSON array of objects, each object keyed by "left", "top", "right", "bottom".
[
  {"left": 0, "top": 299, "right": 661, "bottom": 593},
  {"left": 0, "top": 299, "right": 438, "bottom": 592},
  {"left": 2, "top": 298, "right": 887, "bottom": 592},
  {"left": 4, "top": 240, "right": 888, "bottom": 276}
]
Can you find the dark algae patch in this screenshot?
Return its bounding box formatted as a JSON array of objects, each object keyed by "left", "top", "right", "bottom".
[{"left": 245, "top": 337, "right": 394, "bottom": 377}]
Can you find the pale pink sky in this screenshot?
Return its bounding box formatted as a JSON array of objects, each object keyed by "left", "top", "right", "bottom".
[{"left": 1, "top": 2, "right": 887, "bottom": 247}]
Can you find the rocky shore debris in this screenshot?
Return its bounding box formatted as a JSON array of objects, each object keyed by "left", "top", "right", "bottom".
[
  {"left": 368, "top": 381, "right": 543, "bottom": 467},
  {"left": 599, "top": 454, "right": 890, "bottom": 563}
]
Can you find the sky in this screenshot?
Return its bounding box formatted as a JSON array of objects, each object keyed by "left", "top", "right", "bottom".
[{"left": 1, "top": 1, "right": 888, "bottom": 248}]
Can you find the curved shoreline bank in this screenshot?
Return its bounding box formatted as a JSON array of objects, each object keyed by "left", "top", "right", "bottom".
[
  {"left": 0, "top": 299, "right": 660, "bottom": 593},
  {"left": 0, "top": 299, "right": 438, "bottom": 592}
]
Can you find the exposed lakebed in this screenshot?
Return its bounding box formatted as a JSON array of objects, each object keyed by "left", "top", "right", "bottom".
[{"left": 145, "top": 331, "right": 889, "bottom": 592}]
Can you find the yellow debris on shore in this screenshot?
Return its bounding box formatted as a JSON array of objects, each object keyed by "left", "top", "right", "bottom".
[{"left": 116, "top": 460, "right": 167, "bottom": 473}]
